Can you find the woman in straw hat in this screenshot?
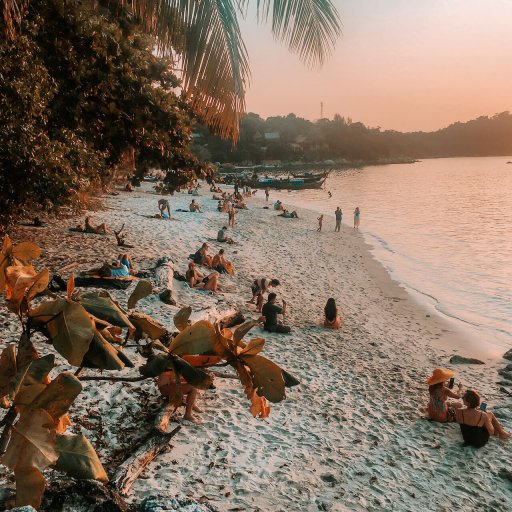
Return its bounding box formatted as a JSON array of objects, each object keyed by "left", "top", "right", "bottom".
[{"left": 427, "top": 368, "right": 462, "bottom": 423}]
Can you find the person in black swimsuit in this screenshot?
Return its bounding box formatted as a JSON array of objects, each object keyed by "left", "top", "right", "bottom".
[{"left": 455, "top": 389, "right": 510, "bottom": 448}]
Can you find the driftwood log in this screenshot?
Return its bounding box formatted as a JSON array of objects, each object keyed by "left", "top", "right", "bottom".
[{"left": 155, "top": 259, "right": 176, "bottom": 305}]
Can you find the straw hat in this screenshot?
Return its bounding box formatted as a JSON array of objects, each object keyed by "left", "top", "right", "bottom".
[{"left": 427, "top": 368, "right": 455, "bottom": 386}]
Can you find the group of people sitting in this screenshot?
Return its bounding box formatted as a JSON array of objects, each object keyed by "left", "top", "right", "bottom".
[{"left": 427, "top": 368, "right": 510, "bottom": 448}]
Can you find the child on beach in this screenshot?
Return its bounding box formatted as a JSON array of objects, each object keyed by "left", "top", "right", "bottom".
[
  {"left": 427, "top": 368, "right": 462, "bottom": 423},
  {"left": 324, "top": 298, "right": 342, "bottom": 329},
  {"left": 248, "top": 277, "right": 280, "bottom": 312},
  {"left": 262, "top": 293, "right": 291, "bottom": 333},
  {"left": 354, "top": 207, "right": 360, "bottom": 228},
  {"left": 317, "top": 215, "right": 324, "bottom": 232},
  {"left": 455, "top": 389, "right": 511, "bottom": 447}
]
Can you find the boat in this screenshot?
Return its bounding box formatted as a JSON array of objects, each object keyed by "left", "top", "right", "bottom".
[{"left": 249, "top": 174, "right": 326, "bottom": 190}]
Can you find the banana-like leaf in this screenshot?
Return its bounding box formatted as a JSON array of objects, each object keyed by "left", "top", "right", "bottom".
[
  {"left": 55, "top": 434, "right": 108, "bottom": 483},
  {"left": 43, "top": 301, "right": 96, "bottom": 366},
  {"left": 0, "top": 344, "right": 17, "bottom": 401},
  {"left": 139, "top": 353, "right": 172, "bottom": 377},
  {"left": 80, "top": 292, "right": 133, "bottom": 329},
  {"left": 12, "top": 241, "right": 42, "bottom": 262},
  {"left": 173, "top": 306, "right": 192, "bottom": 331},
  {"left": 233, "top": 320, "right": 259, "bottom": 345},
  {"left": 81, "top": 331, "right": 127, "bottom": 371},
  {"left": 243, "top": 354, "right": 286, "bottom": 403},
  {"left": 14, "top": 466, "right": 46, "bottom": 509},
  {"left": 29, "top": 372, "right": 82, "bottom": 421},
  {"left": 171, "top": 355, "right": 213, "bottom": 389},
  {"left": 2, "top": 408, "right": 58, "bottom": 472},
  {"left": 127, "top": 280, "right": 153, "bottom": 309},
  {"left": 168, "top": 320, "right": 219, "bottom": 356},
  {"left": 9, "top": 354, "right": 55, "bottom": 403},
  {"left": 281, "top": 368, "right": 300, "bottom": 388},
  {"left": 0, "top": 234, "right": 13, "bottom": 293},
  {"left": 129, "top": 312, "right": 167, "bottom": 340},
  {"left": 238, "top": 338, "right": 265, "bottom": 356}
]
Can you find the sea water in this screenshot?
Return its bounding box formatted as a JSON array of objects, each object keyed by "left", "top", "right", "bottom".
[{"left": 269, "top": 157, "right": 512, "bottom": 352}]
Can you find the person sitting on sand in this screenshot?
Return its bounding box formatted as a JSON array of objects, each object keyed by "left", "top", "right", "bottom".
[
  {"left": 324, "top": 298, "right": 341, "bottom": 329},
  {"left": 118, "top": 253, "right": 137, "bottom": 275},
  {"left": 85, "top": 258, "right": 132, "bottom": 278},
  {"left": 278, "top": 210, "right": 298, "bottom": 219},
  {"left": 262, "top": 293, "right": 291, "bottom": 333},
  {"left": 217, "top": 226, "right": 235, "bottom": 244},
  {"left": 186, "top": 262, "right": 219, "bottom": 292},
  {"left": 274, "top": 200, "right": 284, "bottom": 211},
  {"left": 76, "top": 216, "right": 107, "bottom": 234},
  {"left": 248, "top": 277, "right": 280, "bottom": 312},
  {"left": 454, "top": 389, "right": 511, "bottom": 447},
  {"left": 193, "top": 243, "right": 213, "bottom": 268},
  {"left": 189, "top": 199, "right": 202, "bottom": 212},
  {"left": 158, "top": 198, "right": 171, "bottom": 219},
  {"left": 212, "top": 249, "right": 234, "bottom": 274},
  {"left": 427, "top": 368, "right": 463, "bottom": 423}
]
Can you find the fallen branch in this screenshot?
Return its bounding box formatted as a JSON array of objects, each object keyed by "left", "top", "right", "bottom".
[
  {"left": 111, "top": 425, "right": 181, "bottom": 495},
  {"left": 154, "top": 398, "right": 177, "bottom": 433},
  {"left": 211, "top": 370, "right": 239, "bottom": 380}
]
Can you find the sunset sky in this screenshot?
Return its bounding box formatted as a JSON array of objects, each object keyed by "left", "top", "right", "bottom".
[{"left": 241, "top": 0, "right": 512, "bottom": 132}]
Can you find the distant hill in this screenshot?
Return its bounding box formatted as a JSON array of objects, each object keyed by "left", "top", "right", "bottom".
[{"left": 192, "top": 111, "right": 512, "bottom": 164}]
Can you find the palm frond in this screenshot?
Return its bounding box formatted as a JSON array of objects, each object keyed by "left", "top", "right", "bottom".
[
  {"left": 239, "top": 0, "right": 341, "bottom": 66},
  {"left": 130, "top": 0, "right": 250, "bottom": 140}
]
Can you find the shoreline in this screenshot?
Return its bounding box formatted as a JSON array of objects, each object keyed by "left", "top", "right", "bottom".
[{"left": 2, "top": 183, "right": 511, "bottom": 511}]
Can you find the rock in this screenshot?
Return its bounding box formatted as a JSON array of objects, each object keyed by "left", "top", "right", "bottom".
[
  {"left": 449, "top": 355, "right": 484, "bottom": 365},
  {"left": 503, "top": 348, "right": 512, "bottom": 361},
  {"left": 138, "top": 496, "right": 218, "bottom": 512},
  {"left": 320, "top": 473, "right": 338, "bottom": 484},
  {"left": 498, "top": 469, "right": 512, "bottom": 483}
]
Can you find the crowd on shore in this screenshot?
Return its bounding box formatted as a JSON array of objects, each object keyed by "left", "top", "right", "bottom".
[{"left": 68, "top": 177, "right": 510, "bottom": 447}]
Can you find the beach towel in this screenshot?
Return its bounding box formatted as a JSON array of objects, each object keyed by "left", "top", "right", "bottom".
[
  {"left": 183, "top": 283, "right": 213, "bottom": 295},
  {"left": 74, "top": 275, "right": 135, "bottom": 290},
  {"left": 68, "top": 228, "right": 105, "bottom": 235}
]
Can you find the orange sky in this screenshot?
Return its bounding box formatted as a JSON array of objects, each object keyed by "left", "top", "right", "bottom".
[{"left": 242, "top": 0, "right": 512, "bottom": 132}]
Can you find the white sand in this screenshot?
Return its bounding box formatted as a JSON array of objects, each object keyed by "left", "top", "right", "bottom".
[{"left": 2, "top": 183, "right": 511, "bottom": 511}]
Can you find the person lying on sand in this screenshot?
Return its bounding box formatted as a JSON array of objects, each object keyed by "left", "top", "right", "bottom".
[
  {"left": 75, "top": 216, "right": 107, "bottom": 234},
  {"left": 324, "top": 298, "right": 342, "bottom": 329},
  {"left": 189, "top": 199, "right": 202, "bottom": 212},
  {"left": 192, "top": 243, "right": 213, "bottom": 268},
  {"left": 454, "top": 389, "right": 511, "bottom": 447},
  {"left": 426, "top": 369, "right": 463, "bottom": 423},
  {"left": 158, "top": 198, "right": 171, "bottom": 219},
  {"left": 278, "top": 210, "right": 298, "bottom": 219},
  {"left": 248, "top": 277, "right": 280, "bottom": 312},
  {"left": 217, "top": 226, "right": 235, "bottom": 244},
  {"left": 262, "top": 293, "right": 291, "bottom": 333},
  {"left": 212, "top": 249, "right": 234, "bottom": 274},
  {"left": 85, "top": 260, "right": 131, "bottom": 278},
  {"left": 186, "top": 262, "right": 219, "bottom": 292}
]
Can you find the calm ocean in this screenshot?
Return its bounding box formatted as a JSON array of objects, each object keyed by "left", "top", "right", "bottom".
[{"left": 269, "top": 157, "right": 512, "bottom": 352}]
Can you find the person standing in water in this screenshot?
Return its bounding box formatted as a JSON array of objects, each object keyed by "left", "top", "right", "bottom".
[
  {"left": 335, "top": 207, "right": 342, "bottom": 232},
  {"left": 317, "top": 214, "right": 324, "bottom": 232},
  {"left": 354, "top": 207, "right": 360, "bottom": 229}
]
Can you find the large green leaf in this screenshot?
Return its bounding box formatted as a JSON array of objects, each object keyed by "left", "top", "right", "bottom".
[
  {"left": 29, "top": 299, "right": 95, "bottom": 366},
  {"left": 168, "top": 320, "right": 219, "bottom": 355},
  {"left": 29, "top": 372, "right": 82, "bottom": 421},
  {"left": 55, "top": 434, "right": 108, "bottom": 482},
  {"left": 127, "top": 280, "right": 153, "bottom": 309},
  {"left": 81, "top": 331, "right": 127, "bottom": 371},
  {"left": 243, "top": 354, "right": 286, "bottom": 403},
  {"left": 9, "top": 354, "right": 55, "bottom": 403},
  {"left": 80, "top": 292, "right": 133, "bottom": 329}
]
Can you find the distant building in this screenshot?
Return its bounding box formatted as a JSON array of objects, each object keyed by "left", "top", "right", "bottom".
[{"left": 264, "top": 132, "right": 280, "bottom": 141}]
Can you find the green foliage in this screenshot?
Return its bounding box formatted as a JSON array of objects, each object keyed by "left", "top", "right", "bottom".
[{"left": 0, "top": 0, "right": 201, "bottom": 226}]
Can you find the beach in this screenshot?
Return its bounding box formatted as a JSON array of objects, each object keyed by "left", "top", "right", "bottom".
[{"left": 1, "top": 183, "right": 511, "bottom": 511}]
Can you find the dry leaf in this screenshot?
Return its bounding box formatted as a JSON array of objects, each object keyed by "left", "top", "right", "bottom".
[
  {"left": 243, "top": 355, "right": 286, "bottom": 403},
  {"left": 238, "top": 338, "right": 265, "bottom": 356},
  {"left": 0, "top": 344, "right": 17, "bottom": 402},
  {"left": 14, "top": 466, "right": 46, "bottom": 509},
  {"left": 67, "top": 275, "right": 75, "bottom": 300},
  {"left": 173, "top": 306, "right": 192, "bottom": 331},
  {"left": 233, "top": 320, "right": 259, "bottom": 345},
  {"left": 80, "top": 292, "right": 133, "bottom": 329},
  {"left": 26, "top": 269, "right": 50, "bottom": 302},
  {"left": 129, "top": 312, "right": 167, "bottom": 340},
  {"left": 169, "top": 320, "right": 219, "bottom": 355},
  {"left": 12, "top": 242, "right": 42, "bottom": 262},
  {"left": 0, "top": 234, "right": 13, "bottom": 293},
  {"left": 5, "top": 265, "right": 37, "bottom": 312},
  {"left": 249, "top": 390, "right": 271, "bottom": 419},
  {"left": 127, "top": 280, "right": 153, "bottom": 309}
]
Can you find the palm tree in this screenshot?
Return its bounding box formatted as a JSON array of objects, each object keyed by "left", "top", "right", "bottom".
[{"left": 1, "top": 0, "right": 341, "bottom": 139}]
